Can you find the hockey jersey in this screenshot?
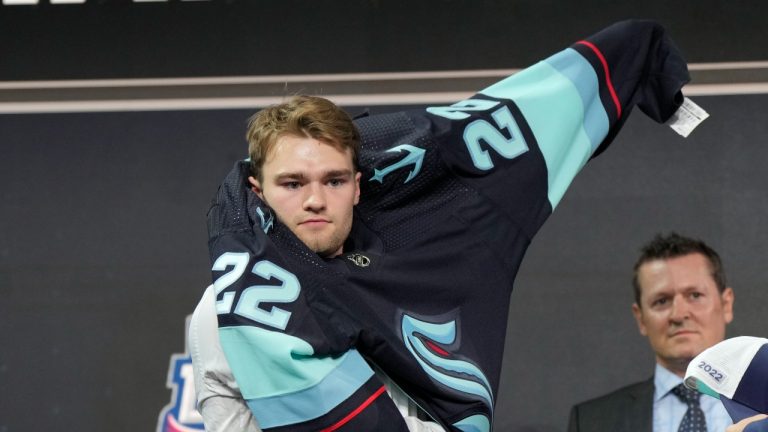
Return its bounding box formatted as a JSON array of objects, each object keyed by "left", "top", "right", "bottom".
[{"left": 206, "top": 20, "right": 691, "bottom": 432}]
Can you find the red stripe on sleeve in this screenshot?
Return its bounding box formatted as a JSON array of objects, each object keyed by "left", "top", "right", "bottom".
[
  {"left": 576, "top": 40, "right": 622, "bottom": 119},
  {"left": 320, "top": 385, "right": 389, "bottom": 432}
]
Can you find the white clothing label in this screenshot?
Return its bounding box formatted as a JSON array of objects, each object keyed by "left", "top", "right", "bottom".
[{"left": 667, "top": 97, "right": 709, "bottom": 138}]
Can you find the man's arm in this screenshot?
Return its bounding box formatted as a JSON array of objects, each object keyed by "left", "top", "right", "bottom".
[
  {"left": 189, "top": 285, "right": 262, "bottom": 432},
  {"left": 357, "top": 20, "right": 692, "bottom": 243},
  {"left": 191, "top": 285, "right": 444, "bottom": 432},
  {"left": 198, "top": 397, "right": 261, "bottom": 432}
]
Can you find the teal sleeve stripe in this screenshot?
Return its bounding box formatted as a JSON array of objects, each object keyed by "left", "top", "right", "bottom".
[
  {"left": 453, "top": 414, "right": 491, "bottom": 432},
  {"left": 479, "top": 53, "right": 605, "bottom": 208},
  {"left": 544, "top": 48, "right": 610, "bottom": 153},
  {"left": 244, "top": 349, "right": 375, "bottom": 429},
  {"left": 219, "top": 325, "right": 351, "bottom": 399}
]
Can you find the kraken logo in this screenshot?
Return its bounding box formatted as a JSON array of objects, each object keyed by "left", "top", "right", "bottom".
[{"left": 401, "top": 313, "right": 493, "bottom": 432}]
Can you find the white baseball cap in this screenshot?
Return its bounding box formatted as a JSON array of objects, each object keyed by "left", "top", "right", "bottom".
[{"left": 684, "top": 336, "right": 768, "bottom": 427}]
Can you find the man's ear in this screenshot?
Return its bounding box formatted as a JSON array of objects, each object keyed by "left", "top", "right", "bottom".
[
  {"left": 721, "top": 286, "right": 735, "bottom": 324},
  {"left": 248, "top": 176, "right": 264, "bottom": 200},
  {"left": 632, "top": 303, "right": 648, "bottom": 336},
  {"left": 353, "top": 172, "right": 362, "bottom": 205}
]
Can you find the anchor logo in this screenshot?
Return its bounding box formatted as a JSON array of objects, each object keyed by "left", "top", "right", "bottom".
[{"left": 369, "top": 144, "right": 426, "bottom": 184}]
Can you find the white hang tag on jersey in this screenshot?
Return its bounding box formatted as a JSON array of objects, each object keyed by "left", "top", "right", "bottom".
[{"left": 666, "top": 97, "right": 709, "bottom": 138}]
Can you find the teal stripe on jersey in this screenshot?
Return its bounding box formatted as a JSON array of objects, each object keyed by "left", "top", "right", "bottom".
[
  {"left": 544, "top": 48, "right": 610, "bottom": 153},
  {"left": 244, "top": 349, "right": 374, "bottom": 428},
  {"left": 220, "top": 325, "right": 326, "bottom": 398},
  {"left": 219, "top": 326, "right": 377, "bottom": 428},
  {"left": 479, "top": 53, "right": 606, "bottom": 208},
  {"left": 219, "top": 326, "right": 373, "bottom": 402},
  {"left": 453, "top": 414, "right": 491, "bottom": 432}
]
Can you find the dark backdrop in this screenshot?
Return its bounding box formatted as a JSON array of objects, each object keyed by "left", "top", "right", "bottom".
[
  {"left": 1, "top": 1, "right": 766, "bottom": 431},
  {"left": 1, "top": 0, "right": 767, "bottom": 80}
]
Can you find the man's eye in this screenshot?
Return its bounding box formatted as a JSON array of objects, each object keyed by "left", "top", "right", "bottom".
[
  {"left": 690, "top": 292, "right": 703, "bottom": 299},
  {"left": 652, "top": 298, "right": 668, "bottom": 307},
  {"left": 282, "top": 182, "right": 301, "bottom": 189},
  {"left": 328, "top": 178, "right": 345, "bottom": 187}
]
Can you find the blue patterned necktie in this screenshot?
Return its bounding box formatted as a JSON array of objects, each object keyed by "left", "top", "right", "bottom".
[{"left": 672, "top": 383, "right": 708, "bottom": 432}]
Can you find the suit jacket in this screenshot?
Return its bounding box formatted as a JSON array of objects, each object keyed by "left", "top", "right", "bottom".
[{"left": 568, "top": 377, "right": 654, "bottom": 432}]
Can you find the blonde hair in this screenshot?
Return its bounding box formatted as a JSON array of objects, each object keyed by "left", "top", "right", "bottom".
[{"left": 246, "top": 95, "right": 360, "bottom": 181}]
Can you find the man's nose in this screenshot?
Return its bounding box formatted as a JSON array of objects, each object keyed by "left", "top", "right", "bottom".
[
  {"left": 303, "top": 183, "right": 326, "bottom": 211},
  {"left": 669, "top": 295, "right": 690, "bottom": 322}
]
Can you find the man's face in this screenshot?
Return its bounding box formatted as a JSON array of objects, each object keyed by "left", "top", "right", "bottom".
[
  {"left": 249, "top": 135, "right": 360, "bottom": 258},
  {"left": 632, "top": 253, "right": 734, "bottom": 375}
]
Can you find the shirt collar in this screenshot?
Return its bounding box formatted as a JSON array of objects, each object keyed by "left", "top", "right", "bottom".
[{"left": 654, "top": 363, "right": 684, "bottom": 403}]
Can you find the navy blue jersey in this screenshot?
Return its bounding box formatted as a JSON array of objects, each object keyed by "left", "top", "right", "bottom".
[{"left": 206, "top": 20, "right": 690, "bottom": 432}]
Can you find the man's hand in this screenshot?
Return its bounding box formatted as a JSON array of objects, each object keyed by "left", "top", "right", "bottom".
[{"left": 726, "top": 414, "right": 768, "bottom": 432}]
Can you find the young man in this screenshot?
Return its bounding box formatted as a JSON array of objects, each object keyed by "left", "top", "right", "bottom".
[
  {"left": 568, "top": 233, "right": 736, "bottom": 432},
  {"left": 194, "top": 20, "right": 696, "bottom": 432},
  {"left": 190, "top": 96, "right": 444, "bottom": 431}
]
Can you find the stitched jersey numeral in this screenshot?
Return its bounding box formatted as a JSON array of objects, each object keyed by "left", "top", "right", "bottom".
[
  {"left": 211, "top": 253, "right": 300, "bottom": 330},
  {"left": 428, "top": 99, "right": 529, "bottom": 170}
]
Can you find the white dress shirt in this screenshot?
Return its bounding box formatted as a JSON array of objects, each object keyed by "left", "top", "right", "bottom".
[{"left": 652, "top": 363, "right": 732, "bottom": 432}]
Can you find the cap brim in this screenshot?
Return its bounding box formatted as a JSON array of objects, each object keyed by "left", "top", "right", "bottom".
[{"left": 722, "top": 396, "right": 764, "bottom": 422}]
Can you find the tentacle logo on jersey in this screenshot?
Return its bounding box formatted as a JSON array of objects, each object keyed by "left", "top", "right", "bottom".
[
  {"left": 400, "top": 313, "right": 493, "bottom": 432},
  {"left": 156, "top": 316, "right": 205, "bottom": 432}
]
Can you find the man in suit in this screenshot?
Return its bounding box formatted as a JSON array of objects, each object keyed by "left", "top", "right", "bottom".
[{"left": 568, "top": 233, "right": 735, "bottom": 432}]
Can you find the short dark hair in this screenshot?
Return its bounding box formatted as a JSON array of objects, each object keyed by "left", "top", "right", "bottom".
[{"left": 632, "top": 233, "right": 727, "bottom": 307}]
